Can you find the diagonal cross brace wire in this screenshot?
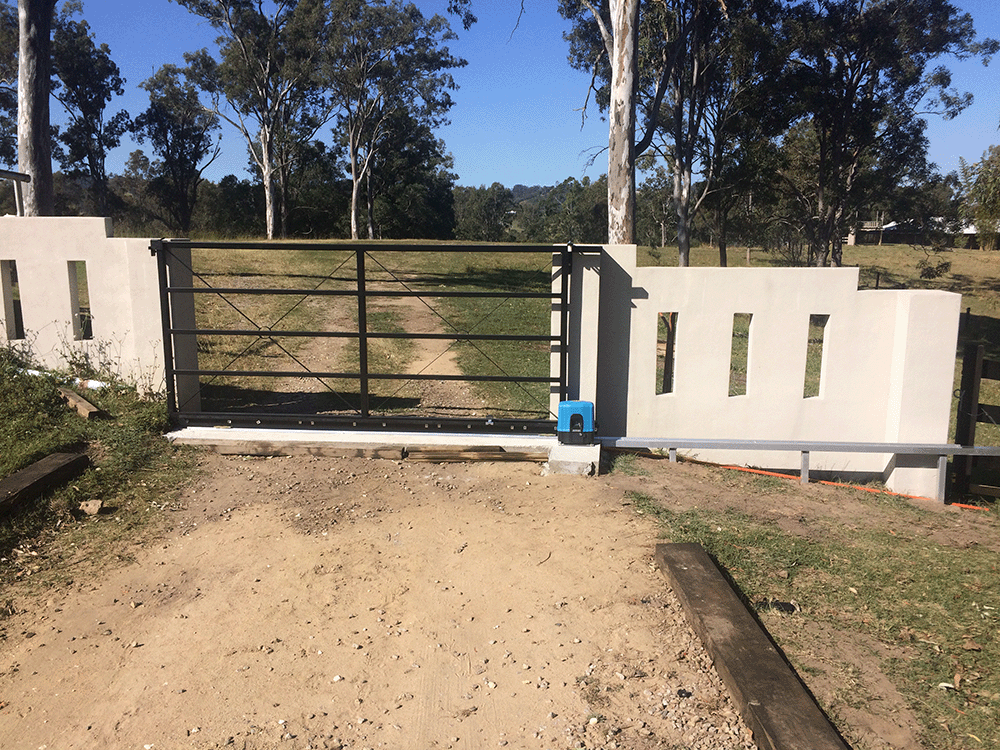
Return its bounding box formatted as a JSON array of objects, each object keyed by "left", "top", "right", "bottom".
[
  {"left": 169, "top": 247, "right": 361, "bottom": 414},
  {"left": 363, "top": 251, "right": 558, "bottom": 418}
]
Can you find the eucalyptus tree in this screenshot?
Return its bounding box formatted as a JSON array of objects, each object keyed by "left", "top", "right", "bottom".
[
  {"left": 323, "top": 0, "right": 464, "bottom": 239},
  {"left": 560, "top": 0, "right": 655, "bottom": 244},
  {"left": 454, "top": 183, "right": 515, "bottom": 242},
  {"left": 50, "top": 1, "right": 130, "bottom": 215},
  {"left": 960, "top": 146, "right": 1000, "bottom": 251},
  {"left": 780, "top": 0, "right": 997, "bottom": 266},
  {"left": 174, "top": 0, "right": 331, "bottom": 239},
  {"left": 367, "top": 110, "right": 457, "bottom": 240},
  {"left": 697, "top": 4, "right": 787, "bottom": 265},
  {"left": 16, "top": 0, "right": 57, "bottom": 214},
  {"left": 133, "top": 65, "right": 221, "bottom": 234}
]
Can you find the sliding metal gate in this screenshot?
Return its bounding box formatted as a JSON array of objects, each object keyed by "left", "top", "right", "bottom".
[{"left": 151, "top": 240, "right": 572, "bottom": 433}]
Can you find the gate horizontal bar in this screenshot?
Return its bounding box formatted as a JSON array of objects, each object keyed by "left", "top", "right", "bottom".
[
  {"left": 176, "top": 369, "right": 559, "bottom": 383},
  {"left": 173, "top": 328, "right": 557, "bottom": 341},
  {"left": 167, "top": 286, "right": 557, "bottom": 299},
  {"left": 158, "top": 240, "right": 561, "bottom": 253},
  {"left": 173, "top": 411, "right": 559, "bottom": 433}
]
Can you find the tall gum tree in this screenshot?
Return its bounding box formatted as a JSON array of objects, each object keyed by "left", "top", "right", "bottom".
[
  {"left": 16, "top": 0, "right": 56, "bottom": 215},
  {"left": 561, "top": 0, "right": 641, "bottom": 244},
  {"left": 781, "top": 0, "right": 997, "bottom": 267},
  {"left": 323, "top": 0, "right": 464, "bottom": 240},
  {"left": 175, "top": 0, "right": 330, "bottom": 239},
  {"left": 134, "top": 64, "right": 221, "bottom": 234},
  {"left": 51, "top": 2, "right": 130, "bottom": 216}
]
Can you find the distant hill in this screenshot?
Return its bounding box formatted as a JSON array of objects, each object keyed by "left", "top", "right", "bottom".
[{"left": 511, "top": 184, "right": 553, "bottom": 204}]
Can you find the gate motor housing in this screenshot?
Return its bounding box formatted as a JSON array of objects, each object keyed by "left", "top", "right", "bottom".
[{"left": 557, "top": 400, "right": 595, "bottom": 445}]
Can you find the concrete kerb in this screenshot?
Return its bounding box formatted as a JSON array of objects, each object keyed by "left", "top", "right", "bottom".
[{"left": 166, "top": 427, "right": 601, "bottom": 472}]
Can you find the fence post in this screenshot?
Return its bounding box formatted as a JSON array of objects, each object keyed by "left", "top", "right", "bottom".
[
  {"left": 953, "top": 343, "right": 984, "bottom": 496},
  {"left": 356, "top": 246, "right": 370, "bottom": 418}
]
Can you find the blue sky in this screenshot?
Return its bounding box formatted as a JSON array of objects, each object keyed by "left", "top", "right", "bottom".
[{"left": 50, "top": 0, "right": 1000, "bottom": 188}]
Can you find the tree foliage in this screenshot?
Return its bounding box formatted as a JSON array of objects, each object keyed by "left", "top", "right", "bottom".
[
  {"left": 50, "top": 0, "right": 130, "bottom": 215},
  {"left": 0, "top": 0, "right": 16, "bottom": 166},
  {"left": 323, "top": 0, "right": 464, "bottom": 239},
  {"left": 779, "top": 0, "right": 994, "bottom": 266},
  {"left": 960, "top": 146, "right": 1000, "bottom": 251},
  {"left": 133, "top": 64, "right": 220, "bottom": 233},
  {"left": 514, "top": 176, "right": 608, "bottom": 244},
  {"left": 175, "top": 0, "right": 330, "bottom": 239},
  {"left": 454, "top": 183, "right": 515, "bottom": 242},
  {"left": 367, "top": 110, "right": 456, "bottom": 240}
]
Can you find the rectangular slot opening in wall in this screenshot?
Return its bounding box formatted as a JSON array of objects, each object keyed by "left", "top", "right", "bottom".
[
  {"left": 67, "top": 261, "right": 93, "bottom": 340},
  {"left": 803, "top": 314, "right": 830, "bottom": 398},
  {"left": 656, "top": 312, "right": 678, "bottom": 394},
  {"left": 729, "top": 312, "right": 752, "bottom": 396},
  {"left": 1, "top": 260, "right": 25, "bottom": 340}
]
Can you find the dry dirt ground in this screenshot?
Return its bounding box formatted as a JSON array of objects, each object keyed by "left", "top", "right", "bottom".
[{"left": 0, "top": 450, "right": 992, "bottom": 750}]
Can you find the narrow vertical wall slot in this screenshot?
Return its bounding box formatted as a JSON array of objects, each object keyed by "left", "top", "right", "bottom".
[
  {"left": 729, "top": 312, "right": 752, "bottom": 396},
  {"left": 803, "top": 314, "right": 830, "bottom": 398},
  {"left": 67, "top": 261, "right": 93, "bottom": 341},
  {"left": 656, "top": 312, "right": 678, "bottom": 394},
  {"left": 1, "top": 260, "right": 25, "bottom": 340}
]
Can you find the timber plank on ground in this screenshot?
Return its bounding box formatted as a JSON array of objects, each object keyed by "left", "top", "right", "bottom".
[
  {"left": 655, "top": 543, "right": 850, "bottom": 750},
  {"left": 0, "top": 453, "right": 91, "bottom": 516},
  {"left": 405, "top": 447, "right": 549, "bottom": 462},
  {"left": 58, "top": 388, "right": 107, "bottom": 420}
]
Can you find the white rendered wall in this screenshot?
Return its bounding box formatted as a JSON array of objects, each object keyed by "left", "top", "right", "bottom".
[
  {"left": 0, "top": 216, "right": 164, "bottom": 390},
  {"left": 1, "top": 220, "right": 961, "bottom": 499},
  {"left": 591, "top": 246, "right": 960, "bottom": 499}
]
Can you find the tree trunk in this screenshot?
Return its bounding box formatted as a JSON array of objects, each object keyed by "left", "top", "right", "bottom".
[
  {"left": 17, "top": 0, "right": 56, "bottom": 216},
  {"left": 717, "top": 209, "right": 728, "bottom": 268},
  {"left": 258, "top": 129, "right": 277, "bottom": 239},
  {"left": 366, "top": 170, "right": 375, "bottom": 240},
  {"left": 277, "top": 161, "right": 290, "bottom": 239},
  {"left": 349, "top": 158, "right": 361, "bottom": 241},
  {"left": 674, "top": 163, "right": 691, "bottom": 266},
  {"left": 607, "top": 0, "right": 638, "bottom": 245}
]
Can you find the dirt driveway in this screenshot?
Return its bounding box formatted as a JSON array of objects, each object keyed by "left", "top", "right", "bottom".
[{"left": 0, "top": 452, "right": 765, "bottom": 750}]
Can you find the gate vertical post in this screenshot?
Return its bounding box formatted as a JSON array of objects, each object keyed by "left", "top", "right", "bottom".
[
  {"left": 356, "top": 246, "right": 370, "bottom": 417},
  {"left": 954, "top": 343, "right": 984, "bottom": 496},
  {"left": 559, "top": 243, "right": 572, "bottom": 403},
  {"left": 151, "top": 239, "right": 177, "bottom": 416}
]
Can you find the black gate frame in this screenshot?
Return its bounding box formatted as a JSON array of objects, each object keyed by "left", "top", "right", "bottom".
[{"left": 151, "top": 240, "right": 574, "bottom": 434}]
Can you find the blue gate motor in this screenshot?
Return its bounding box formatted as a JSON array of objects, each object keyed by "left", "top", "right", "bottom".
[{"left": 557, "top": 400, "right": 595, "bottom": 445}]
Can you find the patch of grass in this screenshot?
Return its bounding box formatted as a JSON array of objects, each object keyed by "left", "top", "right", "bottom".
[
  {"left": 608, "top": 451, "right": 649, "bottom": 476},
  {"left": 0, "top": 350, "right": 196, "bottom": 589},
  {"left": 0, "top": 348, "right": 84, "bottom": 477},
  {"left": 630, "top": 488, "right": 1000, "bottom": 748}
]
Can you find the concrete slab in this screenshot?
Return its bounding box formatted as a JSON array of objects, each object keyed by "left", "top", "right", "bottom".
[
  {"left": 545, "top": 443, "right": 602, "bottom": 475},
  {"left": 656, "top": 543, "right": 850, "bottom": 750},
  {"left": 166, "top": 427, "right": 558, "bottom": 460}
]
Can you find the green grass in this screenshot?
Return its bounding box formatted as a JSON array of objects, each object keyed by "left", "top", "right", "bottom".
[
  {"left": 0, "top": 346, "right": 196, "bottom": 587},
  {"left": 628, "top": 484, "right": 1000, "bottom": 749},
  {"left": 364, "top": 246, "right": 554, "bottom": 416}
]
